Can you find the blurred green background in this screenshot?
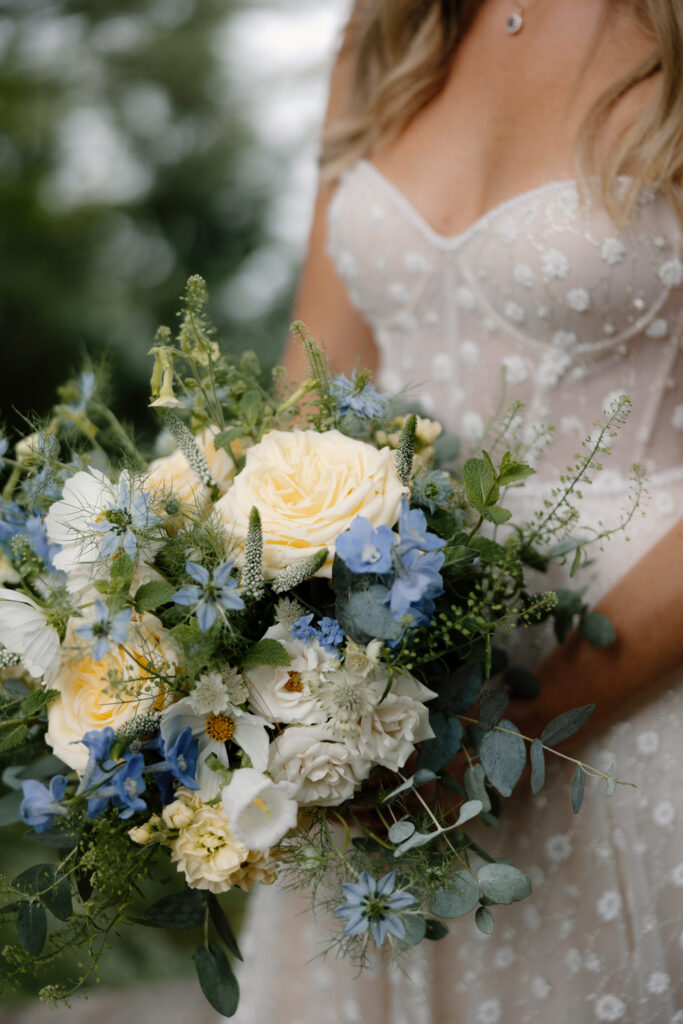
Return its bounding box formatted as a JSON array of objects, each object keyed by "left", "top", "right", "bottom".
[{"left": 0, "top": 0, "right": 346, "bottom": 1012}]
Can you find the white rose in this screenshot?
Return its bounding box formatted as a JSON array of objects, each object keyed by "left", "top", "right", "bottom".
[
  {"left": 221, "top": 768, "right": 298, "bottom": 851},
  {"left": 354, "top": 671, "right": 437, "bottom": 772},
  {"left": 46, "top": 613, "right": 175, "bottom": 773},
  {"left": 215, "top": 429, "right": 406, "bottom": 579},
  {"left": 268, "top": 724, "right": 371, "bottom": 807},
  {"left": 245, "top": 621, "right": 337, "bottom": 725},
  {"left": 146, "top": 426, "right": 243, "bottom": 505}
]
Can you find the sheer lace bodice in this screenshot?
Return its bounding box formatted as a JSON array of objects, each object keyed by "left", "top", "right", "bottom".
[{"left": 231, "top": 167, "right": 683, "bottom": 1024}]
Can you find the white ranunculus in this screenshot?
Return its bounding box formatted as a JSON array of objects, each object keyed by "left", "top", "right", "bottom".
[
  {"left": 146, "top": 426, "right": 243, "bottom": 505},
  {"left": 221, "top": 767, "right": 298, "bottom": 851},
  {"left": 159, "top": 696, "right": 271, "bottom": 802},
  {"left": 245, "top": 621, "right": 337, "bottom": 726},
  {"left": 354, "top": 671, "right": 437, "bottom": 772},
  {"left": 0, "top": 589, "right": 61, "bottom": 682},
  {"left": 215, "top": 429, "right": 406, "bottom": 578},
  {"left": 268, "top": 724, "right": 371, "bottom": 807},
  {"left": 46, "top": 613, "right": 173, "bottom": 773}
]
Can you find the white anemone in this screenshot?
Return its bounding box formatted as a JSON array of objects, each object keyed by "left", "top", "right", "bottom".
[
  {"left": 0, "top": 589, "right": 61, "bottom": 682},
  {"left": 221, "top": 767, "right": 298, "bottom": 851}
]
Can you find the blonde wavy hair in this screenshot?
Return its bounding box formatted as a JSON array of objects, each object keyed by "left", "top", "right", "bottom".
[{"left": 321, "top": 0, "right": 683, "bottom": 224}]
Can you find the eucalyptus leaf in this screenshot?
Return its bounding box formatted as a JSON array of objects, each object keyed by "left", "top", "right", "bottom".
[
  {"left": 579, "top": 610, "right": 617, "bottom": 648},
  {"left": 146, "top": 889, "right": 207, "bottom": 929},
  {"left": 477, "top": 863, "right": 531, "bottom": 905},
  {"left": 436, "top": 661, "right": 483, "bottom": 715},
  {"left": 346, "top": 590, "right": 402, "bottom": 642},
  {"left": 479, "top": 720, "right": 527, "bottom": 797},
  {"left": 382, "top": 769, "right": 437, "bottom": 803},
  {"left": 431, "top": 872, "right": 479, "bottom": 919},
  {"left": 424, "top": 918, "right": 449, "bottom": 941},
  {"left": 0, "top": 790, "right": 22, "bottom": 827},
  {"left": 475, "top": 905, "right": 495, "bottom": 934},
  {"left": 540, "top": 705, "right": 595, "bottom": 747},
  {"left": 606, "top": 775, "right": 617, "bottom": 797},
  {"left": 464, "top": 763, "right": 491, "bottom": 813},
  {"left": 394, "top": 830, "right": 439, "bottom": 857},
  {"left": 452, "top": 800, "right": 483, "bottom": 828},
  {"left": 40, "top": 873, "right": 72, "bottom": 922},
  {"left": 208, "top": 894, "right": 242, "bottom": 961},
  {"left": 194, "top": 942, "right": 240, "bottom": 1017},
  {"left": 17, "top": 901, "right": 47, "bottom": 956},
  {"left": 397, "top": 914, "right": 427, "bottom": 948},
  {"left": 478, "top": 690, "right": 509, "bottom": 731},
  {"left": 571, "top": 763, "right": 586, "bottom": 814},
  {"left": 14, "top": 863, "right": 56, "bottom": 898},
  {"left": 503, "top": 666, "right": 539, "bottom": 700},
  {"left": 416, "top": 713, "right": 463, "bottom": 773},
  {"left": 388, "top": 820, "right": 416, "bottom": 844},
  {"left": 530, "top": 738, "right": 545, "bottom": 795}
]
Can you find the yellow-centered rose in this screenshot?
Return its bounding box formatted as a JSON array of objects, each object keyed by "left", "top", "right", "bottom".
[
  {"left": 215, "top": 429, "right": 406, "bottom": 578},
  {"left": 146, "top": 426, "right": 242, "bottom": 505},
  {"left": 46, "top": 614, "right": 175, "bottom": 773}
]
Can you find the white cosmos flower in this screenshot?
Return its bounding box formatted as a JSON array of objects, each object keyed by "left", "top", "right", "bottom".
[
  {"left": 160, "top": 696, "right": 270, "bottom": 801},
  {"left": 221, "top": 767, "right": 298, "bottom": 851},
  {"left": 0, "top": 589, "right": 61, "bottom": 682}
]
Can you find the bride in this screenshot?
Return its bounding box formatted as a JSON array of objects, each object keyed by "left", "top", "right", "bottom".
[{"left": 233, "top": 1, "right": 683, "bottom": 1021}]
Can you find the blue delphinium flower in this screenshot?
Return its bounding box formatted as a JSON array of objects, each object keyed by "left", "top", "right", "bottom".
[
  {"left": 92, "top": 473, "right": 158, "bottom": 559},
  {"left": 20, "top": 775, "right": 68, "bottom": 833},
  {"left": 75, "top": 600, "right": 133, "bottom": 662},
  {"left": 161, "top": 726, "right": 199, "bottom": 790},
  {"left": 173, "top": 560, "right": 245, "bottom": 631},
  {"left": 318, "top": 616, "right": 345, "bottom": 653},
  {"left": 336, "top": 517, "right": 396, "bottom": 575},
  {"left": 334, "top": 870, "right": 419, "bottom": 946},
  {"left": 396, "top": 498, "right": 445, "bottom": 556},
  {"left": 74, "top": 726, "right": 117, "bottom": 817},
  {"left": 110, "top": 752, "right": 147, "bottom": 819},
  {"left": 388, "top": 547, "right": 445, "bottom": 621},
  {"left": 291, "top": 613, "right": 319, "bottom": 645},
  {"left": 331, "top": 372, "right": 388, "bottom": 420}
]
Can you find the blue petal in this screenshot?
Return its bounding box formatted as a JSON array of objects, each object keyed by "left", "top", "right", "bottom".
[
  {"left": 196, "top": 601, "right": 218, "bottom": 631},
  {"left": 122, "top": 530, "right": 137, "bottom": 559},
  {"left": 185, "top": 561, "right": 210, "bottom": 585},
  {"left": 213, "top": 561, "right": 236, "bottom": 587},
  {"left": 93, "top": 598, "right": 109, "bottom": 624},
  {"left": 99, "top": 531, "right": 120, "bottom": 558},
  {"left": 376, "top": 870, "right": 397, "bottom": 896},
  {"left": 217, "top": 588, "right": 245, "bottom": 612},
  {"left": 343, "top": 914, "right": 370, "bottom": 938},
  {"left": 356, "top": 871, "right": 377, "bottom": 896},
  {"left": 173, "top": 585, "right": 203, "bottom": 606},
  {"left": 92, "top": 636, "right": 111, "bottom": 662},
  {"left": 386, "top": 891, "right": 420, "bottom": 910}
]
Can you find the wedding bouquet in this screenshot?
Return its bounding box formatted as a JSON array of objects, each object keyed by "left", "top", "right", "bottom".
[{"left": 0, "top": 277, "right": 641, "bottom": 1015}]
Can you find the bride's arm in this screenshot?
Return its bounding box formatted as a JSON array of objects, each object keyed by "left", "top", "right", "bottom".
[
  {"left": 283, "top": 2, "right": 378, "bottom": 382},
  {"left": 507, "top": 514, "right": 683, "bottom": 743}
]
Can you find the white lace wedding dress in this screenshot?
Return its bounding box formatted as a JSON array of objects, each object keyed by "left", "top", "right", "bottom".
[{"left": 230, "top": 162, "right": 683, "bottom": 1023}]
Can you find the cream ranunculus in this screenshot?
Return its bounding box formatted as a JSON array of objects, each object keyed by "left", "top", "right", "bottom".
[
  {"left": 268, "top": 724, "right": 371, "bottom": 807},
  {"left": 46, "top": 613, "right": 175, "bottom": 773},
  {"left": 214, "top": 429, "right": 406, "bottom": 579},
  {"left": 146, "top": 426, "right": 242, "bottom": 505}
]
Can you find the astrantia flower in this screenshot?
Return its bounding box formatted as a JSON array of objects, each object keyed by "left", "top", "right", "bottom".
[
  {"left": 221, "top": 767, "right": 298, "bottom": 851},
  {"left": 20, "top": 775, "right": 68, "bottom": 833},
  {"left": 190, "top": 669, "right": 247, "bottom": 716},
  {"left": 336, "top": 517, "right": 396, "bottom": 574},
  {"left": 411, "top": 470, "right": 454, "bottom": 514},
  {"left": 331, "top": 371, "right": 388, "bottom": 420},
  {"left": 74, "top": 599, "right": 133, "bottom": 662},
  {"left": 305, "top": 666, "right": 379, "bottom": 738},
  {"left": 0, "top": 588, "right": 61, "bottom": 681},
  {"left": 334, "top": 871, "right": 419, "bottom": 946},
  {"left": 273, "top": 597, "right": 305, "bottom": 627},
  {"left": 173, "top": 560, "right": 244, "bottom": 631},
  {"left": 92, "top": 472, "right": 159, "bottom": 560}
]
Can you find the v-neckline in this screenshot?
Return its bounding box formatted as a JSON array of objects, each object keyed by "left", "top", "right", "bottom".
[{"left": 359, "top": 159, "right": 578, "bottom": 250}]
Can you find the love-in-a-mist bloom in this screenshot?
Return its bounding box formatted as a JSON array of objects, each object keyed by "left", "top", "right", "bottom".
[{"left": 334, "top": 871, "right": 419, "bottom": 945}]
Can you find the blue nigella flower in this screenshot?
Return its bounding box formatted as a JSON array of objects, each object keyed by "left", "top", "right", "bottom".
[
  {"left": 388, "top": 547, "right": 445, "bottom": 621},
  {"left": 173, "top": 560, "right": 245, "bottom": 631},
  {"left": 411, "top": 471, "right": 454, "bottom": 514},
  {"left": 66, "top": 371, "right": 97, "bottom": 414},
  {"left": 20, "top": 775, "right": 68, "bottom": 833},
  {"left": 331, "top": 372, "right": 388, "bottom": 420},
  {"left": 318, "top": 616, "right": 345, "bottom": 652},
  {"left": 291, "top": 613, "right": 319, "bottom": 645},
  {"left": 396, "top": 498, "right": 446, "bottom": 556},
  {"left": 75, "top": 600, "right": 133, "bottom": 662},
  {"left": 0, "top": 500, "right": 26, "bottom": 554},
  {"left": 110, "top": 752, "right": 147, "bottom": 819},
  {"left": 92, "top": 474, "right": 158, "bottom": 560},
  {"left": 336, "top": 517, "right": 396, "bottom": 575},
  {"left": 334, "top": 870, "right": 419, "bottom": 946}
]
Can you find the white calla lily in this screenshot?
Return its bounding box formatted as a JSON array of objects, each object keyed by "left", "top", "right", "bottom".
[
  {"left": 221, "top": 767, "right": 298, "bottom": 851},
  {"left": 160, "top": 697, "right": 271, "bottom": 802},
  {"left": 0, "top": 588, "right": 61, "bottom": 681}
]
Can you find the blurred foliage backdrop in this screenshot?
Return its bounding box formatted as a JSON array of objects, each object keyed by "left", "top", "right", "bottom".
[
  {"left": 0, "top": 0, "right": 346, "bottom": 1004},
  {"left": 0, "top": 0, "right": 344, "bottom": 436}
]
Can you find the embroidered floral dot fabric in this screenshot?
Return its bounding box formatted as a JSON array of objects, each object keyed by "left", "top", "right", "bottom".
[{"left": 230, "top": 164, "right": 683, "bottom": 1023}]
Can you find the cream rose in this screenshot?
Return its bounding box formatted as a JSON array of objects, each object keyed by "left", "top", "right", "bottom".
[
  {"left": 146, "top": 426, "right": 242, "bottom": 505},
  {"left": 353, "top": 671, "right": 437, "bottom": 773},
  {"left": 268, "top": 724, "right": 371, "bottom": 806},
  {"left": 46, "top": 613, "right": 175, "bottom": 773},
  {"left": 215, "top": 429, "right": 406, "bottom": 578}
]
